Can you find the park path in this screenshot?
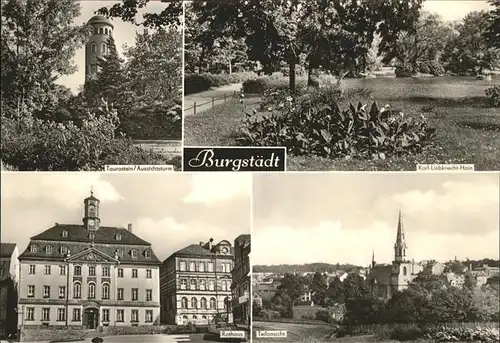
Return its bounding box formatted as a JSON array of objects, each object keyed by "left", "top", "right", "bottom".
[{"left": 183, "top": 83, "right": 242, "bottom": 116}]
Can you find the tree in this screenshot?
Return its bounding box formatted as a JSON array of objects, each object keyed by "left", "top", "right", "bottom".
[
  {"left": 383, "top": 288, "right": 430, "bottom": 324},
  {"left": 96, "top": 0, "right": 182, "bottom": 29},
  {"left": 325, "top": 276, "right": 346, "bottom": 304},
  {"left": 1, "top": 0, "right": 88, "bottom": 115},
  {"left": 472, "top": 287, "right": 500, "bottom": 321},
  {"left": 442, "top": 11, "right": 500, "bottom": 75},
  {"left": 464, "top": 271, "right": 477, "bottom": 291},
  {"left": 343, "top": 274, "right": 370, "bottom": 300},
  {"left": 484, "top": 0, "right": 500, "bottom": 48},
  {"left": 311, "top": 272, "right": 327, "bottom": 305},
  {"left": 276, "top": 273, "right": 306, "bottom": 310},
  {"left": 344, "top": 296, "right": 383, "bottom": 325},
  {"left": 411, "top": 270, "right": 446, "bottom": 293},
  {"left": 427, "top": 287, "right": 476, "bottom": 322}
]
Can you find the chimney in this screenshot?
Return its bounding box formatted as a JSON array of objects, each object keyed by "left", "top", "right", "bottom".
[
  {"left": 199, "top": 241, "right": 204, "bottom": 246},
  {"left": 209, "top": 237, "right": 214, "bottom": 250},
  {"left": 128, "top": 223, "right": 132, "bottom": 233}
]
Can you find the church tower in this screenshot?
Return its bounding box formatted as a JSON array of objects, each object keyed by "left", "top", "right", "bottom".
[
  {"left": 394, "top": 210, "right": 407, "bottom": 262},
  {"left": 85, "top": 15, "right": 114, "bottom": 82},
  {"left": 82, "top": 188, "right": 100, "bottom": 232}
]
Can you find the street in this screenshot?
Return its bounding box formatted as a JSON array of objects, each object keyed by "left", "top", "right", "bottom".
[{"left": 9, "top": 333, "right": 227, "bottom": 343}]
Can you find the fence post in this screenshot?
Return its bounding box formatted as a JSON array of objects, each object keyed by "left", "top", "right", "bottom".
[
  {"left": 224, "top": 93, "right": 227, "bottom": 103},
  {"left": 212, "top": 97, "right": 215, "bottom": 108},
  {"left": 193, "top": 102, "right": 196, "bottom": 115}
]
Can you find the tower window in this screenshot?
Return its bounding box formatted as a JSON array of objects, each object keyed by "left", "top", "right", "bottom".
[
  {"left": 91, "top": 43, "right": 97, "bottom": 53},
  {"left": 101, "top": 43, "right": 106, "bottom": 54},
  {"left": 89, "top": 232, "right": 95, "bottom": 241},
  {"left": 104, "top": 28, "right": 108, "bottom": 35},
  {"left": 403, "top": 266, "right": 407, "bottom": 276},
  {"left": 99, "top": 28, "right": 103, "bottom": 34},
  {"left": 61, "top": 230, "right": 68, "bottom": 238},
  {"left": 94, "top": 28, "right": 98, "bottom": 35}
]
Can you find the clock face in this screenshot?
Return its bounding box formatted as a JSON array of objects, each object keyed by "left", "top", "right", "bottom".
[
  {"left": 222, "top": 247, "right": 229, "bottom": 254},
  {"left": 88, "top": 219, "right": 95, "bottom": 227}
]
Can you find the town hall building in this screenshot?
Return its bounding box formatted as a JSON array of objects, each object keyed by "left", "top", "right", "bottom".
[{"left": 18, "top": 191, "right": 161, "bottom": 329}]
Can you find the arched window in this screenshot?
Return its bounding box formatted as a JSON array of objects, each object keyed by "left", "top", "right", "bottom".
[
  {"left": 192, "top": 315, "right": 197, "bottom": 319},
  {"left": 200, "top": 297, "right": 207, "bottom": 309},
  {"left": 102, "top": 283, "right": 110, "bottom": 299},
  {"left": 88, "top": 282, "right": 96, "bottom": 299},
  {"left": 73, "top": 282, "right": 81, "bottom": 299},
  {"left": 115, "top": 234, "right": 122, "bottom": 241},
  {"left": 61, "top": 230, "right": 68, "bottom": 238},
  {"left": 94, "top": 28, "right": 98, "bottom": 35},
  {"left": 91, "top": 43, "right": 97, "bottom": 53},
  {"left": 144, "top": 250, "right": 151, "bottom": 258},
  {"left": 104, "top": 28, "right": 108, "bottom": 35},
  {"left": 30, "top": 245, "right": 38, "bottom": 253},
  {"left": 60, "top": 246, "right": 68, "bottom": 254},
  {"left": 403, "top": 266, "right": 407, "bottom": 276},
  {"left": 116, "top": 248, "right": 123, "bottom": 257},
  {"left": 99, "top": 28, "right": 103, "bottom": 34},
  {"left": 209, "top": 297, "right": 216, "bottom": 309},
  {"left": 191, "top": 297, "right": 197, "bottom": 309},
  {"left": 101, "top": 43, "right": 106, "bottom": 54},
  {"left": 74, "top": 265, "right": 82, "bottom": 276},
  {"left": 202, "top": 315, "right": 207, "bottom": 320},
  {"left": 45, "top": 245, "right": 53, "bottom": 254},
  {"left": 131, "top": 249, "right": 137, "bottom": 258},
  {"left": 181, "top": 297, "right": 188, "bottom": 309},
  {"left": 224, "top": 296, "right": 230, "bottom": 310}
]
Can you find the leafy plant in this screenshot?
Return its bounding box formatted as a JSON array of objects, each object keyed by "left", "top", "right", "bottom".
[
  {"left": 423, "top": 326, "right": 500, "bottom": 342},
  {"left": 485, "top": 85, "right": 500, "bottom": 107},
  {"left": 237, "top": 92, "right": 437, "bottom": 160}
]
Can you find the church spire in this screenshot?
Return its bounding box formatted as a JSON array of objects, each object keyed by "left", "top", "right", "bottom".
[
  {"left": 372, "top": 250, "right": 376, "bottom": 267},
  {"left": 394, "top": 210, "right": 407, "bottom": 262}
]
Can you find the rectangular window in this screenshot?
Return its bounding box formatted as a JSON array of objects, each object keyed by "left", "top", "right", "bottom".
[
  {"left": 179, "top": 261, "right": 186, "bottom": 271},
  {"left": 59, "top": 286, "right": 66, "bottom": 299},
  {"left": 146, "top": 289, "right": 152, "bottom": 301},
  {"left": 43, "top": 286, "right": 50, "bottom": 298},
  {"left": 145, "top": 310, "right": 153, "bottom": 323},
  {"left": 57, "top": 308, "right": 66, "bottom": 321},
  {"left": 199, "top": 262, "right": 205, "bottom": 272},
  {"left": 29, "top": 265, "right": 36, "bottom": 274},
  {"left": 209, "top": 280, "right": 215, "bottom": 291},
  {"left": 73, "top": 308, "right": 81, "bottom": 321},
  {"left": 132, "top": 269, "right": 138, "bottom": 278},
  {"left": 180, "top": 279, "right": 187, "bottom": 290},
  {"left": 88, "top": 266, "right": 96, "bottom": 276},
  {"left": 42, "top": 308, "right": 50, "bottom": 321},
  {"left": 59, "top": 265, "right": 66, "bottom": 275},
  {"left": 132, "top": 288, "right": 138, "bottom": 301},
  {"left": 146, "top": 269, "right": 152, "bottom": 278},
  {"left": 200, "top": 280, "right": 206, "bottom": 291},
  {"left": 116, "top": 309, "right": 124, "bottom": 322},
  {"left": 26, "top": 307, "right": 35, "bottom": 321},
  {"left": 102, "top": 309, "right": 109, "bottom": 322},
  {"left": 44, "top": 265, "right": 51, "bottom": 275},
  {"left": 117, "top": 288, "right": 124, "bottom": 300},
  {"left": 131, "top": 309, "right": 139, "bottom": 322},
  {"left": 118, "top": 268, "right": 123, "bottom": 278},
  {"left": 102, "top": 266, "right": 110, "bottom": 277},
  {"left": 28, "top": 285, "right": 35, "bottom": 298},
  {"left": 207, "top": 262, "right": 214, "bottom": 272},
  {"left": 189, "top": 261, "right": 196, "bottom": 271}
]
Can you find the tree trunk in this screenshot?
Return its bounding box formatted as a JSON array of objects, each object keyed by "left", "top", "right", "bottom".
[
  {"left": 289, "top": 62, "right": 296, "bottom": 93},
  {"left": 229, "top": 59, "right": 232, "bottom": 75},
  {"left": 307, "top": 60, "right": 320, "bottom": 88}
]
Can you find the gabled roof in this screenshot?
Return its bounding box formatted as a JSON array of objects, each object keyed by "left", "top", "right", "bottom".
[
  {"left": 369, "top": 265, "right": 393, "bottom": 285},
  {"left": 31, "top": 224, "right": 150, "bottom": 245},
  {"left": 0, "top": 243, "right": 16, "bottom": 257},
  {"left": 164, "top": 242, "right": 234, "bottom": 262}
]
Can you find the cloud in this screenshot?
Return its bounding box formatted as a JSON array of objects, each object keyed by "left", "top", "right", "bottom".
[
  {"left": 390, "top": 180, "right": 498, "bottom": 216},
  {"left": 183, "top": 173, "right": 251, "bottom": 205},
  {"left": 2, "top": 172, "right": 122, "bottom": 209}
]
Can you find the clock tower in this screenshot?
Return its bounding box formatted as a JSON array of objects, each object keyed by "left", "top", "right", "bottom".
[{"left": 83, "top": 189, "right": 100, "bottom": 231}]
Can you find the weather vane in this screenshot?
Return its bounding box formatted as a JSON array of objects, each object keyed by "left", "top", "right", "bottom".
[{"left": 90, "top": 185, "right": 94, "bottom": 196}]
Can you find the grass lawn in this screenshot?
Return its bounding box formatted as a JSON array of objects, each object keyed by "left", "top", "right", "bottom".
[{"left": 183, "top": 79, "right": 500, "bottom": 171}]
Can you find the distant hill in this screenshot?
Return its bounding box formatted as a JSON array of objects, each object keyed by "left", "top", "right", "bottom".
[{"left": 252, "top": 262, "right": 361, "bottom": 274}]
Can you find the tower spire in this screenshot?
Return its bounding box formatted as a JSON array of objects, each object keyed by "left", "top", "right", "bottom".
[
  {"left": 394, "top": 210, "right": 407, "bottom": 262},
  {"left": 90, "top": 185, "right": 94, "bottom": 196},
  {"left": 372, "top": 250, "right": 375, "bottom": 267}
]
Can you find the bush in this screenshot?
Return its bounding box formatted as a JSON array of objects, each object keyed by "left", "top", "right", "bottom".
[
  {"left": 315, "top": 310, "right": 331, "bottom": 323},
  {"left": 486, "top": 85, "right": 500, "bottom": 107},
  {"left": 91, "top": 338, "right": 103, "bottom": 343},
  {"left": 237, "top": 94, "right": 437, "bottom": 160},
  {"left": 184, "top": 72, "right": 258, "bottom": 95},
  {"left": 395, "top": 66, "right": 414, "bottom": 77},
  {"left": 1, "top": 108, "right": 168, "bottom": 171},
  {"left": 243, "top": 76, "right": 291, "bottom": 94},
  {"left": 423, "top": 326, "right": 500, "bottom": 342},
  {"left": 389, "top": 325, "right": 424, "bottom": 341}
]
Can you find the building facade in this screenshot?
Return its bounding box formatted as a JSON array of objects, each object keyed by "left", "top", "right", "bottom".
[
  {"left": 368, "top": 211, "right": 423, "bottom": 299},
  {"left": 85, "top": 15, "right": 114, "bottom": 81},
  {"left": 17, "top": 192, "right": 161, "bottom": 329},
  {"left": 160, "top": 239, "right": 234, "bottom": 325},
  {"left": 231, "top": 234, "right": 250, "bottom": 326},
  {"left": 0, "top": 243, "right": 19, "bottom": 338}
]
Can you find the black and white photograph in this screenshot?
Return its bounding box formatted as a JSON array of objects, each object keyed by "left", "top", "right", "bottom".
[
  {"left": 251, "top": 173, "right": 499, "bottom": 342},
  {"left": 1, "top": 0, "right": 183, "bottom": 171},
  {"left": 183, "top": 0, "right": 500, "bottom": 171},
  {"left": 0, "top": 172, "right": 251, "bottom": 342}
]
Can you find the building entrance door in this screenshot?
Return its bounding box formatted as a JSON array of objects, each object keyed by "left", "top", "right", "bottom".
[{"left": 84, "top": 308, "right": 98, "bottom": 329}]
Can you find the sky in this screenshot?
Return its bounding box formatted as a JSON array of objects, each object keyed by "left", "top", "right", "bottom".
[
  {"left": 57, "top": 0, "right": 170, "bottom": 93},
  {"left": 0, "top": 173, "right": 251, "bottom": 261},
  {"left": 423, "top": 0, "right": 492, "bottom": 22},
  {"left": 252, "top": 173, "right": 500, "bottom": 267}
]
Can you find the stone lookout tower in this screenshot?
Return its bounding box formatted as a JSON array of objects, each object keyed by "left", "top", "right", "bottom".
[{"left": 85, "top": 15, "right": 114, "bottom": 82}]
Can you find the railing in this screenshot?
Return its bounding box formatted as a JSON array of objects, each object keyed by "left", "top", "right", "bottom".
[{"left": 184, "top": 90, "right": 238, "bottom": 115}]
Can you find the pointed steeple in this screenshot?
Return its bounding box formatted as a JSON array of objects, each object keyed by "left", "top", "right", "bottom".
[
  {"left": 394, "top": 210, "right": 407, "bottom": 262},
  {"left": 372, "top": 250, "right": 376, "bottom": 267}
]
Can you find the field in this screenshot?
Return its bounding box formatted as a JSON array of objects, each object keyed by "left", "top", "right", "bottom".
[{"left": 184, "top": 76, "right": 500, "bottom": 171}]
